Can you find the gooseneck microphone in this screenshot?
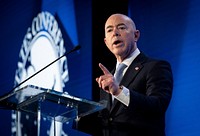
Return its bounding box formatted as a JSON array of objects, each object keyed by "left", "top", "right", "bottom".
[{"left": 11, "top": 45, "right": 81, "bottom": 94}]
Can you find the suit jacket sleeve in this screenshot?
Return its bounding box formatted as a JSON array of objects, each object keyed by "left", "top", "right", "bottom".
[{"left": 126, "top": 59, "right": 173, "bottom": 115}]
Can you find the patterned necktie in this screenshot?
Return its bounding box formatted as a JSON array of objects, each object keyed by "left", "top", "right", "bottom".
[{"left": 115, "top": 63, "right": 127, "bottom": 84}]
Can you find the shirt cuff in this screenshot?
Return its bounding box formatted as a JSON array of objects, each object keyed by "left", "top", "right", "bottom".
[{"left": 114, "top": 86, "right": 130, "bottom": 106}]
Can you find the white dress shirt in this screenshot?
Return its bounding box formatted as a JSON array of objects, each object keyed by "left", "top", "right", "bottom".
[{"left": 113, "top": 48, "right": 140, "bottom": 106}]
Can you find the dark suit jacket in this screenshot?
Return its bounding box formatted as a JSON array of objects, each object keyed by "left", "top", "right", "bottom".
[{"left": 77, "top": 53, "right": 173, "bottom": 136}]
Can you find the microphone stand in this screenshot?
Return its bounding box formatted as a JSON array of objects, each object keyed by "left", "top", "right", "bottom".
[{"left": 1, "top": 45, "right": 81, "bottom": 98}]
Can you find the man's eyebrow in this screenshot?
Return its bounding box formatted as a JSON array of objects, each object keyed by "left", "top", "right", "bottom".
[
  {"left": 117, "top": 23, "right": 126, "bottom": 27},
  {"left": 106, "top": 25, "right": 113, "bottom": 30},
  {"left": 106, "top": 23, "right": 126, "bottom": 30}
]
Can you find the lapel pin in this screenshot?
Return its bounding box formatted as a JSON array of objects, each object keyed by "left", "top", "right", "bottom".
[{"left": 135, "top": 67, "right": 139, "bottom": 70}]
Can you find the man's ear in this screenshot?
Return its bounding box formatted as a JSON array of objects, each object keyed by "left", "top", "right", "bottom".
[
  {"left": 104, "top": 37, "right": 107, "bottom": 45},
  {"left": 134, "top": 30, "right": 140, "bottom": 42}
]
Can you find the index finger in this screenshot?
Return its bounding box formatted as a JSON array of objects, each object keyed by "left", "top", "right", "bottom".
[{"left": 99, "top": 63, "right": 111, "bottom": 75}]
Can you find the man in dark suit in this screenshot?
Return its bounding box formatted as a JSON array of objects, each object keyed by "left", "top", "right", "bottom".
[{"left": 77, "top": 13, "right": 173, "bottom": 136}]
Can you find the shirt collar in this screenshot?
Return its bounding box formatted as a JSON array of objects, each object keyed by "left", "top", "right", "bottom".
[{"left": 116, "top": 48, "right": 140, "bottom": 68}]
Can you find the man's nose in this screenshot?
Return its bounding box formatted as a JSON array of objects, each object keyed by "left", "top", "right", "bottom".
[{"left": 113, "top": 29, "right": 120, "bottom": 36}]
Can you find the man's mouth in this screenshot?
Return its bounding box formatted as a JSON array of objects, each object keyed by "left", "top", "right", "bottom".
[{"left": 113, "top": 40, "right": 122, "bottom": 46}]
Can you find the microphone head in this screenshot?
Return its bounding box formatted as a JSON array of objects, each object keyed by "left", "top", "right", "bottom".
[{"left": 74, "top": 45, "right": 81, "bottom": 51}]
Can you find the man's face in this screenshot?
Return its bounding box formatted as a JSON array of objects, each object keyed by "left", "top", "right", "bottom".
[{"left": 104, "top": 14, "right": 139, "bottom": 60}]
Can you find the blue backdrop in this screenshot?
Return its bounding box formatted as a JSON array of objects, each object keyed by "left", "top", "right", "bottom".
[
  {"left": 129, "top": 0, "right": 200, "bottom": 135},
  {"left": 1, "top": 0, "right": 200, "bottom": 136},
  {"left": 0, "top": 0, "right": 92, "bottom": 135}
]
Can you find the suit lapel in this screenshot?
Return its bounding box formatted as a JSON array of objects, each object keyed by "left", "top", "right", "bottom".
[{"left": 110, "top": 53, "right": 147, "bottom": 113}]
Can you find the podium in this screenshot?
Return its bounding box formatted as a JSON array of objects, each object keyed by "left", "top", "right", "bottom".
[{"left": 0, "top": 85, "right": 106, "bottom": 135}]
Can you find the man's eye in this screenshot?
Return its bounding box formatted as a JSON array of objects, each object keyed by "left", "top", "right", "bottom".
[
  {"left": 107, "top": 29, "right": 112, "bottom": 32},
  {"left": 119, "top": 26, "right": 126, "bottom": 30}
]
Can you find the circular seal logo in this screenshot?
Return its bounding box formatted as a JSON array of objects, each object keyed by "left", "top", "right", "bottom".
[{"left": 12, "top": 11, "right": 69, "bottom": 136}]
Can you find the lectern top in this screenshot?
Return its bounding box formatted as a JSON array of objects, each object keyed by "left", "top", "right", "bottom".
[{"left": 0, "top": 85, "right": 106, "bottom": 122}]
